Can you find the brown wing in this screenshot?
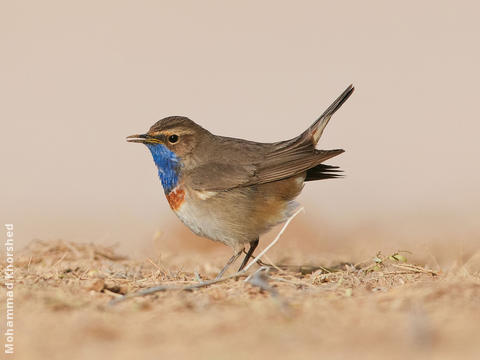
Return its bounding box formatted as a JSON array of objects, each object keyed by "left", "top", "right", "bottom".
[{"left": 186, "top": 142, "right": 343, "bottom": 191}]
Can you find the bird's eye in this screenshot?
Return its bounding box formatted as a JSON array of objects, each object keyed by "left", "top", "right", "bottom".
[{"left": 168, "top": 134, "right": 179, "bottom": 144}]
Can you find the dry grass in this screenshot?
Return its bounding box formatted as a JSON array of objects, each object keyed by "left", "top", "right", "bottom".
[{"left": 2, "top": 238, "right": 480, "bottom": 360}]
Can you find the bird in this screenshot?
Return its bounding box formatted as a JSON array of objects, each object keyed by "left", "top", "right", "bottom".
[{"left": 127, "top": 85, "right": 354, "bottom": 279}]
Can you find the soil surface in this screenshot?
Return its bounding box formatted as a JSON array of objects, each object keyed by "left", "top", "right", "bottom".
[{"left": 2, "top": 238, "right": 480, "bottom": 360}]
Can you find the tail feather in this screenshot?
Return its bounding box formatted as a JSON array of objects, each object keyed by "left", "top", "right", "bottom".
[
  {"left": 305, "top": 163, "right": 343, "bottom": 181},
  {"left": 308, "top": 84, "right": 354, "bottom": 145}
]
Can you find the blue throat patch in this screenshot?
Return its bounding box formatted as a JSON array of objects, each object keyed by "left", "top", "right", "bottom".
[{"left": 145, "top": 144, "right": 181, "bottom": 193}]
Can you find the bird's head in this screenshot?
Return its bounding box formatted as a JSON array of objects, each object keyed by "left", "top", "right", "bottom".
[{"left": 127, "top": 116, "right": 211, "bottom": 192}]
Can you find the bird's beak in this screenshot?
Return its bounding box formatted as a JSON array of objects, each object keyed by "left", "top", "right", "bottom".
[
  {"left": 126, "top": 133, "right": 162, "bottom": 144},
  {"left": 126, "top": 134, "right": 148, "bottom": 143}
]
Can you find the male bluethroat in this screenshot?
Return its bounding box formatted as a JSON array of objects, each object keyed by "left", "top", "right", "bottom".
[{"left": 127, "top": 85, "right": 354, "bottom": 278}]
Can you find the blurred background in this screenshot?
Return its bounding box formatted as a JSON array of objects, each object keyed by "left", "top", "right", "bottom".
[{"left": 1, "top": 0, "right": 479, "bottom": 263}]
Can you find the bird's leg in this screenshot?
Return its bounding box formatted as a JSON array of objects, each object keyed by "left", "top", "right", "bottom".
[
  {"left": 215, "top": 249, "right": 243, "bottom": 280},
  {"left": 238, "top": 238, "right": 259, "bottom": 272}
]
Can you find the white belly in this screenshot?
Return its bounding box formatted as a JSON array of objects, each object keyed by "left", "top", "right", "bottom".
[{"left": 173, "top": 196, "right": 238, "bottom": 248}]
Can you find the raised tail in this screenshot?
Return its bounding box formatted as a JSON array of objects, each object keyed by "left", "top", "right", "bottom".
[{"left": 308, "top": 84, "right": 354, "bottom": 146}]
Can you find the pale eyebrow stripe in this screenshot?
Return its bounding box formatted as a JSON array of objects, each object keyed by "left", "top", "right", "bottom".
[{"left": 151, "top": 127, "right": 192, "bottom": 135}]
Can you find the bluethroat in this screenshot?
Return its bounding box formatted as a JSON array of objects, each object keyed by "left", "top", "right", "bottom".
[{"left": 127, "top": 85, "right": 354, "bottom": 278}]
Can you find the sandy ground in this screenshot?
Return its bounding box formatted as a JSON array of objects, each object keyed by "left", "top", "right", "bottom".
[{"left": 2, "top": 233, "right": 480, "bottom": 360}]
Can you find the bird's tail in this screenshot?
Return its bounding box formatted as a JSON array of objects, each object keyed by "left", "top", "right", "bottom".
[{"left": 307, "top": 84, "right": 354, "bottom": 146}]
